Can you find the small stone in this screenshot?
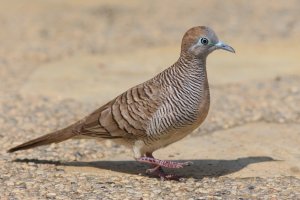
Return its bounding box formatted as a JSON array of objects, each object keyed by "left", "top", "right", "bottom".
[
  {"left": 248, "top": 185, "right": 255, "bottom": 190},
  {"left": 46, "top": 193, "right": 56, "bottom": 198},
  {"left": 197, "top": 188, "right": 209, "bottom": 194},
  {"left": 6, "top": 181, "right": 15, "bottom": 186},
  {"left": 153, "top": 189, "right": 161, "bottom": 194},
  {"left": 143, "top": 193, "right": 149, "bottom": 197},
  {"left": 290, "top": 87, "right": 298, "bottom": 93}
]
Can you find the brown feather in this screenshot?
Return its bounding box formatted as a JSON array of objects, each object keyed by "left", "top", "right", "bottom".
[{"left": 7, "top": 124, "right": 77, "bottom": 153}]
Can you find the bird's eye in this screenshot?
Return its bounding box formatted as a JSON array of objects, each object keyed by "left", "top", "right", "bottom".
[{"left": 200, "top": 37, "right": 209, "bottom": 45}]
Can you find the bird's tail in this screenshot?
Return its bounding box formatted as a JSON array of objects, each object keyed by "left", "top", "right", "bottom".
[{"left": 7, "top": 124, "right": 77, "bottom": 153}]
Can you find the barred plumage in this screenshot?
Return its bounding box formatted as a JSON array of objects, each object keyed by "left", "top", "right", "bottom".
[{"left": 8, "top": 26, "right": 235, "bottom": 180}]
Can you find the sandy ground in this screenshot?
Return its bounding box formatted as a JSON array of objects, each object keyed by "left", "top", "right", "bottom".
[{"left": 1, "top": 0, "right": 300, "bottom": 199}]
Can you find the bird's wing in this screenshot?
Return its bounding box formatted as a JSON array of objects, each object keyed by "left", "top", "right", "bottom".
[{"left": 74, "top": 80, "right": 164, "bottom": 139}]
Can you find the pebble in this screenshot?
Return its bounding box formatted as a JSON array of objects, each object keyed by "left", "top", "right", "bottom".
[
  {"left": 6, "top": 181, "right": 15, "bottom": 186},
  {"left": 46, "top": 193, "right": 57, "bottom": 198}
]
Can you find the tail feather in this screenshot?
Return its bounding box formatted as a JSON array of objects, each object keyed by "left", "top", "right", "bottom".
[{"left": 7, "top": 125, "right": 77, "bottom": 153}]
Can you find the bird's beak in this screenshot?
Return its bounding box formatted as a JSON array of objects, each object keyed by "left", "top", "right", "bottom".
[{"left": 215, "top": 41, "right": 235, "bottom": 53}]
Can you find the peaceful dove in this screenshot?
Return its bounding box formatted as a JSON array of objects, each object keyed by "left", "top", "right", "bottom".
[{"left": 8, "top": 26, "right": 235, "bottom": 180}]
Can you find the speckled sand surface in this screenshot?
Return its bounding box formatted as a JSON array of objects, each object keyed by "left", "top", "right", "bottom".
[{"left": 1, "top": 1, "right": 300, "bottom": 199}]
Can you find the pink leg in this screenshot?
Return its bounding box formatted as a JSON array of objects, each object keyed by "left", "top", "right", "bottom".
[
  {"left": 137, "top": 153, "right": 192, "bottom": 180},
  {"left": 138, "top": 156, "right": 193, "bottom": 168}
]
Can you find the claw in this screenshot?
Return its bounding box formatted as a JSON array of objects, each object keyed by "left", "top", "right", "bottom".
[
  {"left": 146, "top": 165, "right": 160, "bottom": 174},
  {"left": 182, "top": 161, "right": 193, "bottom": 166},
  {"left": 146, "top": 165, "right": 181, "bottom": 181}
]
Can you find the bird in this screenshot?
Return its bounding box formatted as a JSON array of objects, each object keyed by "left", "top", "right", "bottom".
[{"left": 8, "top": 26, "right": 235, "bottom": 180}]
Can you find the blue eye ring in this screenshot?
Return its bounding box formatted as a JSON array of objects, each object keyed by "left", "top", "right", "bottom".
[{"left": 200, "top": 37, "right": 209, "bottom": 45}]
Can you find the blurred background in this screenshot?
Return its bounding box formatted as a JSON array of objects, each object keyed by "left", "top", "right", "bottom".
[
  {"left": 1, "top": 0, "right": 300, "bottom": 102},
  {"left": 1, "top": 1, "right": 300, "bottom": 198}
]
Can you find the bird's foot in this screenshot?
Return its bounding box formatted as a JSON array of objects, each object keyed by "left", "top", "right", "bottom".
[
  {"left": 146, "top": 165, "right": 180, "bottom": 181},
  {"left": 138, "top": 156, "right": 193, "bottom": 168}
]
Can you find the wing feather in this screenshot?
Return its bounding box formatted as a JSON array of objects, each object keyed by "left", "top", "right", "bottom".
[{"left": 73, "top": 81, "right": 164, "bottom": 140}]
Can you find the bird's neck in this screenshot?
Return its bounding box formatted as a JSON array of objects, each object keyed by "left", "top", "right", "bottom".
[
  {"left": 173, "top": 54, "right": 208, "bottom": 85},
  {"left": 181, "top": 53, "right": 206, "bottom": 69},
  {"left": 154, "top": 53, "right": 209, "bottom": 92},
  {"left": 152, "top": 53, "right": 210, "bottom": 104}
]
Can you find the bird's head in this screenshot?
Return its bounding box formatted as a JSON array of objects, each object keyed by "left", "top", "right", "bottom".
[{"left": 181, "top": 26, "right": 235, "bottom": 58}]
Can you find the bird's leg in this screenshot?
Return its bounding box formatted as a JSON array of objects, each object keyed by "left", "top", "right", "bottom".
[
  {"left": 138, "top": 153, "right": 193, "bottom": 169},
  {"left": 138, "top": 153, "right": 192, "bottom": 180}
]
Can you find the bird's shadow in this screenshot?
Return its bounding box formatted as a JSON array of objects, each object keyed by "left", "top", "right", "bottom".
[{"left": 14, "top": 156, "right": 276, "bottom": 179}]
